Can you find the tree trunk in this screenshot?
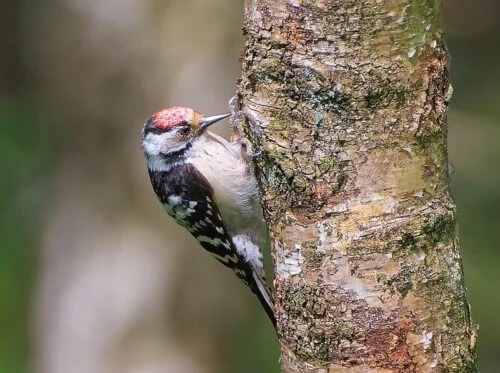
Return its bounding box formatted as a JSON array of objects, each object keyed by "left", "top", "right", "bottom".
[{"left": 238, "top": 1, "right": 478, "bottom": 372}]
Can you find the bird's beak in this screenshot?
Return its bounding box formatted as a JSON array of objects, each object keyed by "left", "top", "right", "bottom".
[{"left": 199, "top": 113, "right": 230, "bottom": 129}]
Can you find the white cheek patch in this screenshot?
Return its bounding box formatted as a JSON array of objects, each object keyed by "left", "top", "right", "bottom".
[
  {"left": 142, "top": 133, "right": 170, "bottom": 156},
  {"left": 142, "top": 132, "right": 188, "bottom": 156},
  {"left": 142, "top": 132, "right": 195, "bottom": 172}
]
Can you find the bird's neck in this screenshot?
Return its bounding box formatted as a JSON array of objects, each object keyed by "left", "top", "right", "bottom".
[{"left": 147, "top": 141, "right": 194, "bottom": 172}]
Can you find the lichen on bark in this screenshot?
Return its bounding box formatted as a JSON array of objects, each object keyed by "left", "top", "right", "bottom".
[{"left": 238, "top": 0, "right": 478, "bottom": 372}]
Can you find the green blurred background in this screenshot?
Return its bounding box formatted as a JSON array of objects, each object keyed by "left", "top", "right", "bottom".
[{"left": 0, "top": 0, "right": 498, "bottom": 372}]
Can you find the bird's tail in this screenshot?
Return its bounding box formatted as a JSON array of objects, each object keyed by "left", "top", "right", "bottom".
[{"left": 252, "top": 271, "right": 276, "bottom": 329}]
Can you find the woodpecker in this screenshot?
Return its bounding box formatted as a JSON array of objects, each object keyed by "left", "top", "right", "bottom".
[{"left": 141, "top": 106, "right": 275, "bottom": 327}]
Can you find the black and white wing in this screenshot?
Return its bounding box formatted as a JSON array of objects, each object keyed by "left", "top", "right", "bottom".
[{"left": 148, "top": 163, "right": 275, "bottom": 326}]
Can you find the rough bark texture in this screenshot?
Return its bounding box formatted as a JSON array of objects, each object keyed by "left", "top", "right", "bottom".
[{"left": 237, "top": 0, "right": 478, "bottom": 372}]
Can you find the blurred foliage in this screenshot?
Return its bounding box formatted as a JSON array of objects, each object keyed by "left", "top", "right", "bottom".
[
  {"left": 0, "top": 98, "right": 52, "bottom": 372},
  {"left": 0, "top": 0, "right": 499, "bottom": 372},
  {"left": 446, "top": 4, "right": 500, "bottom": 370}
]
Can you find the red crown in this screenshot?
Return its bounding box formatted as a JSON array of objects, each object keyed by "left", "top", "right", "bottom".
[{"left": 151, "top": 106, "right": 193, "bottom": 129}]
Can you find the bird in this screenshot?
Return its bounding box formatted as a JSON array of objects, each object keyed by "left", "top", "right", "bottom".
[{"left": 141, "top": 106, "right": 275, "bottom": 327}]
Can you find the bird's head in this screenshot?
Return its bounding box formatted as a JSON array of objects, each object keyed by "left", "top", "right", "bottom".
[{"left": 141, "top": 106, "right": 229, "bottom": 160}]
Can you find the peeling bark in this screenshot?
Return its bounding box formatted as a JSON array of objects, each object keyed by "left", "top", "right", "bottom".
[{"left": 237, "top": 0, "right": 478, "bottom": 372}]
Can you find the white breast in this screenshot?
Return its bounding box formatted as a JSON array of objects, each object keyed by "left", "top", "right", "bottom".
[{"left": 189, "top": 132, "right": 264, "bottom": 241}]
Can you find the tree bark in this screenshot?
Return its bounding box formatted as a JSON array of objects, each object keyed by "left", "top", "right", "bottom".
[{"left": 238, "top": 0, "right": 478, "bottom": 372}]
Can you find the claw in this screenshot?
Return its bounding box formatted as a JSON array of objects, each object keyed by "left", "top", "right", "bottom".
[
  {"left": 228, "top": 95, "right": 246, "bottom": 137},
  {"left": 247, "top": 150, "right": 262, "bottom": 158},
  {"left": 228, "top": 95, "right": 240, "bottom": 114},
  {"left": 239, "top": 137, "right": 261, "bottom": 161},
  {"left": 228, "top": 96, "right": 261, "bottom": 159}
]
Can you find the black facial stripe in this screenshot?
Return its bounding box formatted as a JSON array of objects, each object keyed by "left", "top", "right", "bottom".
[
  {"left": 156, "top": 141, "right": 192, "bottom": 163},
  {"left": 144, "top": 125, "right": 167, "bottom": 135}
]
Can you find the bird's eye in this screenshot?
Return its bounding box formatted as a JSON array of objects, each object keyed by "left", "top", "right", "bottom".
[{"left": 180, "top": 127, "right": 190, "bottom": 136}]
